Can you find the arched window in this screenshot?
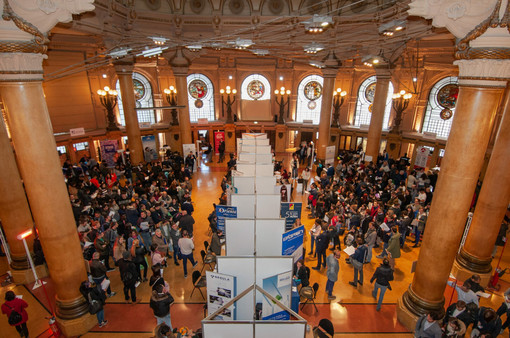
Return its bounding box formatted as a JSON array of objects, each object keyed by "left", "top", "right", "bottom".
[
  {"left": 353, "top": 76, "right": 394, "bottom": 129},
  {"left": 116, "top": 72, "right": 155, "bottom": 126},
  {"left": 296, "top": 74, "right": 323, "bottom": 124},
  {"left": 240, "top": 74, "right": 271, "bottom": 101},
  {"left": 187, "top": 74, "right": 215, "bottom": 122},
  {"left": 422, "top": 76, "right": 459, "bottom": 139}
]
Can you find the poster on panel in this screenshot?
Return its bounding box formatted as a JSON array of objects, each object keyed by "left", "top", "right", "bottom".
[
  {"left": 141, "top": 135, "right": 159, "bottom": 161},
  {"left": 215, "top": 205, "right": 237, "bottom": 232},
  {"left": 99, "top": 140, "right": 118, "bottom": 167},
  {"left": 415, "top": 146, "right": 430, "bottom": 169},
  {"left": 206, "top": 271, "right": 237, "bottom": 320},
  {"left": 214, "top": 131, "right": 225, "bottom": 154},
  {"left": 274, "top": 184, "right": 292, "bottom": 202},
  {"left": 280, "top": 203, "right": 302, "bottom": 230},
  {"left": 282, "top": 225, "right": 305, "bottom": 262},
  {"left": 261, "top": 271, "right": 292, "bottom": 320},
  {"left": 325, "top": 145, "right": 336, "bottom": 165},
  {"left": 182, "top": 143, "right": 197, "bottom": 172}
]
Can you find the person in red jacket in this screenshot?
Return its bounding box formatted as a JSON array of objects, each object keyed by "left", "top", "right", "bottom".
[{"left": 1, "top": 290, "right": 29, "bottom": 337}]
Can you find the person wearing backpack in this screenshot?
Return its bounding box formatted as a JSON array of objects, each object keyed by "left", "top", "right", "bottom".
[
  {"left": 150, "top": 283, "right": 174, "bottom": 330},
  {"left": 118, "top": 251, "right": 141, "bottom": 304},
  {"left": 1, "top": 290, "right": 29, "bottom": 337}
]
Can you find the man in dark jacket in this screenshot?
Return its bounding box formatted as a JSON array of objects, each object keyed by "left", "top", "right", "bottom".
[
  {"left": 443, "top": 300, "right": 474, "bottom": 329},
  {"left": 118, "top": 251, "right": 140, "bottom": 304},
  {"left": 178, "top": 210, "right": 195, "bottom": 237},
  {"left": 150, "top": 283, "right": 174, "bottom": 330},
  {"left": 313, "top": 226, "right": 329, "bottom": 271},
  {"left": 209, "top": 230, "right": 222, "bottom": 256},
  {"left": 370, "top": 258, "right": 394, "bottom": 311},
  {"left": 349, "top": 237, "right": 368, "bottom": 287},
  {"left": 471, "top": 307, "right": 502, "bottom": 338},
  {"left": 89, "top": 252, "right": 115, "bottom": 297}
]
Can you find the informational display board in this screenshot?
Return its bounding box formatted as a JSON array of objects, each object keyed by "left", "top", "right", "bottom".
[
  {"left": 280, "top": 203, "right": 303, "bottom": 230},
  {"left": 182, "top": 143, "right": 197, "bottom": 172},
  {"left": 99, "top": 139, "right": 118, "bottom": 167},
  {"left": 142, "top": 135, "right": 159, "bottom": 161},
  {"left": 261, "top": 271, "right": 292, "bottom": 320},
  {"left": 325, "top": 145, "right": 336, "bottom": 165},
  {"left": 275, "top": 184, "right": 292, "bottom": 202},
  {"left": 206, "top": 271, "right": 237, "bottom": 320},
  {"left": 282, "top": 226, "right": 305, "bottom": 262},
  {"left": 214, "top": 131, "right": 225, "bottom": 154},
  {"left": 415, "top": 146, "right": 430, "bottom": 168},
  {"left": 216, "top": 205, "right": 237, "bottom": 232}
]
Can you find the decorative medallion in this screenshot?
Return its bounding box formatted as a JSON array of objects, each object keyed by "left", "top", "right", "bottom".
[
  {"left": 365, "top": 82, "right": 376, "bottom": 103},
  {"left": 267, "top": 0, "right": 284, "bottom": 15},
  {"left": 188, "top": 79, "right": 208, "bottom": 99},
  {"left": 307, "top": 101, "right": 317, "bottom": 110},
  {"left": 437, "top": 83, "right": 459, "bottom": 109},
  {"left": 194, "top": 99, "right": 204, "bottom": 108},
  {"left": 368, "top": 104, "right": 373, "bottom": 113},
  {"left": 247, "top": 80, "right": 265, "bottom": 100},
  {"left": 304, "top": 81, "right": 322, "bottom": 101},
  {"left": 229, "top": 0, "right": 245, "bottom": 14},
  {"left": 190, "top": 0, "right": 205, "bottom": 14},
  {"left": 133, "top": 79, "right": 145, "bottom": 100},
  {"left": 440, "top": 108, "right": 453, "bottom": 120}
]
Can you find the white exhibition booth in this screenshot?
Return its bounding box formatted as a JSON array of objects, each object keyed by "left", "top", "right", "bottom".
[{"left": 202, "top": 133, "right": 307, "bottom": 337}]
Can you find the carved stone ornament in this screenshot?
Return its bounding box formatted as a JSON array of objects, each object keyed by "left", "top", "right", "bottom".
[
  {"left": 0, "top": 52, "right": 46, "bottom": 81},
  {"left": 453, "top": 59, "right": 510, "bottom": 85},
  {"left": 227, "top": 131, "right": 233, "bottom": 138},
  {"left": 278, "top": 132, "right": 284, "bottom": 139}
]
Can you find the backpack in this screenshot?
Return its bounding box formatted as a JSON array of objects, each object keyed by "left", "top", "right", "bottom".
[
  {"left": 6, "top": 304, "right": 22, "bottom": 325},
  {"left": 121, "top": 270, "right": 134, "bottom": 283}
]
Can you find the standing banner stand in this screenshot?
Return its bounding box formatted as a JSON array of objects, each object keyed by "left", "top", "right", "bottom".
[{"left": 203, "top": 133, "right": 307, "bottom": 337}]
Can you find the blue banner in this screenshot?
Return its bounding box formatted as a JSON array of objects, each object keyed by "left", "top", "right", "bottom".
[
  {"left": 282, "top": 225, "right": 305, "bottom": 262},
  {"left": 215, "top": 205, "right": 237, "bottom": 232},
  {"left": 280, "top": 203, "right": 302, "bottom": 231}
]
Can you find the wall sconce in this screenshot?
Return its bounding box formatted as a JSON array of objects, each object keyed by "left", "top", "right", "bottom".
[
  {"left": 391, "top": 90, "right": 412, "bottom": 134},
  {"left": 275, "top": 86, "right": 291, "bottom": 124},
  {"left": 163, "top": 86, "right": 179, "bottom": 126},
  {"left": 331, "top": 88, "right": 347, "bottom": 128},
  {"left": 97, "top": 86, "right": 119, "bottom": 131},
  {"left": 220, "top": 86, "right": 237, "bottom": 123}
]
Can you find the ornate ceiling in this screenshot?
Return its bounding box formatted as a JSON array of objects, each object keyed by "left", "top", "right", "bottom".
[{"left": 46, "top": 0, "right": 456, "bottom": 78}]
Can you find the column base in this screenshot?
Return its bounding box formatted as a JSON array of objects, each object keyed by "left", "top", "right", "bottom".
[
  {"left": 397, "top": 285, "right": 444, "bottom": 331},
  {"left": 455, "top": 248, "right": 493, "bottom": 274},
  {"left": 10, "top": 264, "right": 48, "bottom": 284},
  {"left": 56, "top": 312, "right": 97, "bottom": 337},
  {"left": 452, "top": 257, "right": 492, "bottom": 287},
  {"left": 56, "top": 295, "right": 89, "bottom": 320}
]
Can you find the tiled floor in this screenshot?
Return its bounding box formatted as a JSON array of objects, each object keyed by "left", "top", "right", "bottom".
[{"left": 1, "top": 153, "right": 509, "bottom": 337}]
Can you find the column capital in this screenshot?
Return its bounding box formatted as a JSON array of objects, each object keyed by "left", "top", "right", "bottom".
[
  {"left": 0, "top": 52, "right": 45, "bottom": 81},
  {"left": 321, "top": 52, "right": 341, "bottom": 78},
  {"left": 113, "top": 59, "right": 135, "bottom": 75},
  {"left": 169, "top": 48, "right": 190, "bottom": 77},
  {"left": 374, "top": 67, "right": 392, "bottom": 79},
  {"left": 453, "top": 59, "right": 510, "bottom": 87}
]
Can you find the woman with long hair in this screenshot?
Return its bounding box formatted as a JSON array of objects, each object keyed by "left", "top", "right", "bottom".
[{"left": 131, "top": 239, "right": 148, "bottom": 282}]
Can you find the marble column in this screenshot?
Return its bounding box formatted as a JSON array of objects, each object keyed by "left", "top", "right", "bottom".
[
  {"left": 365, "top": 68, "right": 391, "bottom": 162},
  {"left": 454, "top": 84, "right": 510, "bottom": 282},
  {"left": 114, "top": 63, "right": 144, "bottom": 164},
  {"left": 0, "top": 115, "right": 39, "bottom": 281},
  {"left": 397, "top": 59, "right": 507, "bottom": 328},
  {"left": 170, "top": 49, "right": 192, "bottom": 147},
  {"left": 317, "top": 62, "right": 339, "bottom": 160},
  {"left": 0, "top": 53, "right": 95, "bottom": 334}
]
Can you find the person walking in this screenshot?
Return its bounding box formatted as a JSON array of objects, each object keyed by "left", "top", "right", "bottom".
[
  {"left": 370, "top": 258, "right": 394, "bottom": 311},
  {"left": 349, "top": 237, "right": 368, "bottom": 288},
  {"left": 177, "top": 230, "right": 198, "bottom": 278},
  {"left": 2, "top": 291, "right": 29, "bottom": 337},
  {"left": 364, "top": 222, "right": 377, "bottom": 263},
  {"left": 80, "top": 281, "right": 108, "bottom": 328},
  {"left": 118, "top": 251, "right": 141, "bottom": 304},
  {"left": 313, "top": 225, "right": 328, "bottom": 271},
  {"left": 325, "top": 249, "right": 341, "bottom": 300},
  {"left": 150, "top": 283, "right": 174, "bottom": 331},
  {"left": 415, "top": 312, "right": 443, "bottom": 338},
  {"left": 386, "top": 226, "right": 401, "bottom": 270}
]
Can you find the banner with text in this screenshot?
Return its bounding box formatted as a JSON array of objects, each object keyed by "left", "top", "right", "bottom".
[
  {"left": 280, "top": 203, "right": 302, "bottom": 231},
  {"left": 99, "top": 140, "right": 118, "bottom": 168},
  {"left": 206, "top": 271, "right": 237, "bottom": 320},
  {"left": 282, "top": 225, "right": 305, "bottom": 263},
  {"left": 215, "top": 205, "right": 237, "bottom": 232},
  {"left": 262, "top": 271, "right": 292, "bottom": 320}
]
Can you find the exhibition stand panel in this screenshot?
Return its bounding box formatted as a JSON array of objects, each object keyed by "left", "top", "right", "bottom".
[
  {"left": 225, "top": 219, "right": 255, "bottom": 256},
  {"left": 255, "top": 194, "right": 281, "bottom": 219},
  {"left": 255, "top": 176, "right": 276, "bottom": 194},
  {"left": 232, "top": 176, "right": 255, "bottom": 194},
  {"left": 202, "top": 322, "right": 253, "bottom": 337},
  {"left": 255, "top": 219, "right": 285, "bottom": 256},
  {"left": 231, "top": 194, "right": 256, "bottom": 218},
  {"left": 235, "top": 163, "right": 256, "bottom": 176},
  {"left": 238, "top": 152, "right": 256, "bottom": 162},
  {"left": 254, "top": 164, "right": 273, "bottom": 176}
]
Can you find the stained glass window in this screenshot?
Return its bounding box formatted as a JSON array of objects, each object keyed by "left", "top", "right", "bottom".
[
  {"left": 422, "top": 76, "right": 458, "bottom": 139},
  {"left": 241, "top": 74, "right": 271, "bottom": 101},
  {"left": 353, "top": 76, "right": 393, "bottom": 129},
  {"left": 187, "top": 74, "right": 215, "bottom": 121},
  {"left": 296, "top": 75, "right": 323, "bottom": 124},
  {"left": 116, "top": 72, "right": 155, "bottom": 126}
]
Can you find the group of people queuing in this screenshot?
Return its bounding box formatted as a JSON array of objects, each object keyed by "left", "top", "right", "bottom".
[{"left": 63, "top": 150, "right": 206, "bottom": 336}]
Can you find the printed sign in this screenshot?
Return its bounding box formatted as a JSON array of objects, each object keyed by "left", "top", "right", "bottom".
[
  {"left": 215, "top": 205, "right": 237, "bottom": 232},
  {"left": 142, "top": 135, "right": 159, "bottom": 161},
  {"left": 99, "top": 140, "right": 118, "bottom": 167},
  {"left": 325, "top": 145, "right": 336, "bottom": 165},
  {"left": 262, "top": 271, "right": 292, "bottom": 320},
  {"left": 282, "top": 225, "right": 305, "bottom": 263},
  {"left": 415, "top": 146, "right": 430, "bottom": 169},
  {"left": 214, "top": 131, "right": 225, "bottom": 154},
  {"left": 280, "top": 203, "right": 302, "bottom": 231},
  {"left": 206, "top": 271, "right": 237, "bottom": 320}
]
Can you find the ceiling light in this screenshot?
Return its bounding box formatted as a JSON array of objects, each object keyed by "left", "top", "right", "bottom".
[
  {"left": 304, "top": 14, "right": 333, "bottom": 34},
  {"left": 108, "top": 47, "right": 131, "bottom": 58},
  {"left": 232, "top": 38, "right": 253, "bottom": 49},
  {"left": 136, "top": 46, "right": 168, "bottom": 58},
  {"left": 362, "top": 55, "right": 383, "bottom": 67},
  {"left": 379, "top": 19, "right": 406, "bottom": 36},
  {"left": 186, "top": 44, "right": 202, "bottom": 52},
  {"left": 304, "top": 42, "right": 324, "bottom": 54},
  {"left": 251, "top": 49, "right": 269, "bottom": 56},
  {"left": 309, "top": 60, "right": 325, "bottom": 68},
  {"left": 151, "top": 37, "right": 167, "bottom": 45}
]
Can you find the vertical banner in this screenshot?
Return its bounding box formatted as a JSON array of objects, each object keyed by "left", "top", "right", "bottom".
[
  {"left": 280, "top": 203, "right": 302, "bottom": 230},
  {"left": 274, "top": 184, "right": 292, "bottom": 202},
  {"left": 262, "top": 271, "right": 292, "bottom": 320},
  {"left": 281, "top": 225, "right": 305, "bottom": 262},
  {"left": 415, "top": 146, "right": 430, "bottom": 169},
  {"left": 142, "top": 135, "right": 159, "bottom": 161},
  {"left": 325, "top": 145, "right": 336, "bottom": 165},
  {"left": 99, "top": 140, "right": 118, "bottom": 167},
  {"left": 215, "top": 205, "right": 237, "bottom": 232},
  {"left": 206, "top": 271, "right": 237, "bottom": 320},
  {"left": 214, "top": 131, "right": 225, "bottom": 154},
  {"left": 182, "top": 143, "right": 197, "bottom": 172}
]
